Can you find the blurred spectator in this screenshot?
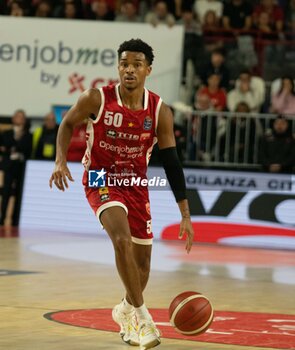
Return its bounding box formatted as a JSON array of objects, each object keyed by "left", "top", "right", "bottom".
[
  {"left": 116, "top": 0, "right": 140, "bottom": 11},
  {"left": 197, "top": 73, "right": 227, "bottom": 111},
  {"left": 87, "top": 0, "right": 115, "bottom": 20},
  {"left": 34, "top": 0, "right": 53, "bottom": 17},
  {"left": 144, "top": 0, "right": 175, "bottom": 27},
  {"left": 222, "top": 0, "right": 252, "bottom": 31},
  {"left": 194, "top": 0, "right": 223, "bottom": 25},
  {"left": 194, "top": 91, "right": 213, "bottom": 111},
  {"left": 189, "top": 91, "right": 217, "bottom": 161},
  {"left": 270, "top": 76, "right": 295, "bottom": 114},
  {"left": 219, "top": 102, "right": 256, "bottom": 163},
  {"left": 227, "top": 70, "right": 265, "bottom": 112},
  {"left": 177, "top": 8, "right": 202, "bottom": 84},
  {"left": 54, "top": 0, "right": 84, "bottom": 19},
  {"left": 32, "top": 112, "right": 59, "bottom": 160},
  {"left": 161, "top": 0, "right": 195, "bottom": 19},
  {"left": 253, "top": 11, "right": 282, "bottom": 65},
  {"left": 83, "top": 0, "right": 116, "bottom": 12},
  {"left": 63, "top": 2, "right": 79, "bottom": 18},
  {"left": 178, "top": 7, "right": 200, "bottom": 33},
  {"left": 259, "top": 116, "right": 295, "bottom": 173},
  {"left": 200, "top": 49, "right": 230, "bottom": 90},
  {"left": 202, "top": 10, "right": 223, "bottom": 52},
  {"left": 285, "top": 0, "right": 295, "bottom": 32},
  {"left": 7, "top": 0, "right": 28, "bottom": 16},
  {"left": 67, "top": 122, "right": 87, "bottom": 162},
  {"left": 115, "top": 0, "right": 141, "bottom": 22},
  {"left": 0, "top": 110, "right": 32, "bottom": 226},
  {"left": 253, "top": 11, "right": 278, "bottom": 39},
  {"left": 202, "top": 9, "right": 222, "bottom": 38},
  {"left": 253, "top": 0, "right": 284, "bottom": 32}
]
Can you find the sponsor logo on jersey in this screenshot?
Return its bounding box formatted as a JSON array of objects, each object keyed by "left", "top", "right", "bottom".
[
  {"left": 106, "top": 130, "right": 139, "bottom": 141},
  {"left": 100, "top": 194, "right": 109, "bottom": 201},
  {"left": 98, "top": 187, "right": 109, "bottom": 195},
  {"left": 117, "top": 132, "right": 139, "bottom": 141},
  {"left": 143, "top": 116, "right": 152, "bottom": 130},
  {"left": 88, "top": 169, "right": 106, "bottom": 188},
  {"left": 140, "top": 132, "right": 151, "bottom": 141},
  {"left": 99, "top": 140, "right": 144, "bottom": 155},
  {"left": 106, "top": 130, "right": 116, "bottom": 138}
]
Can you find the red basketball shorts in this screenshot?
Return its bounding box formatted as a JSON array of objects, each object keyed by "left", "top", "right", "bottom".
[{"left": 85, "top": 185, "right": 153, "bottom": 245}]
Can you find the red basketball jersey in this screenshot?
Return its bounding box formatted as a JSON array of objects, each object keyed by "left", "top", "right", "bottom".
[{"left": 82, "top": 84, "right": 162, "bottom": 181}]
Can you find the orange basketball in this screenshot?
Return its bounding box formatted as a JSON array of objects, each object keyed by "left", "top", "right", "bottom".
[{"left": 169, "top": 291, "right": 214, "bottom": 335}]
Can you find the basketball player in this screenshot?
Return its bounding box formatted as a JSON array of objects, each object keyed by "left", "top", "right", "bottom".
[{"left": 49, "top": 39, "right": 194, "bottom": 349}]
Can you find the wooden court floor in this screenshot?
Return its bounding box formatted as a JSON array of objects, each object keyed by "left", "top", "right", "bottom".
[{"left": 0, "top": 228, "right": 294, "bottom": 350}]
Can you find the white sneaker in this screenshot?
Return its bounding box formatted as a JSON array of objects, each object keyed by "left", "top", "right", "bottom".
[
  {"left": 139, "top": 321, "right": 161, "bottom": 350},
  {"left": 112, "top": 304, "right": 139, "bottom": 346}
]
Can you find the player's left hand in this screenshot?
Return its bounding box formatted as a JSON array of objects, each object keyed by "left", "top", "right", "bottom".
[{"left": 179, "top": 218, "right": 195, "bottom": 254}]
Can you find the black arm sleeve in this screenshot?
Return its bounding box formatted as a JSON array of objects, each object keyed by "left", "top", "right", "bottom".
[{"left": 158, "top": 147, "right": 187, "bottom": 202}]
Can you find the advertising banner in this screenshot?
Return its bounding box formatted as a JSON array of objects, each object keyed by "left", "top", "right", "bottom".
[
  {"left": 20, "top": 161, "right": 295, "bottom": 250},
  {"left": 0, "top": 17, "right": 183, "bottom": 116}
]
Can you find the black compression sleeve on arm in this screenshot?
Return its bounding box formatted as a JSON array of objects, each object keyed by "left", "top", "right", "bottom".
[{"left": 158, "top": 147, "right": 187, "bottom": 202}]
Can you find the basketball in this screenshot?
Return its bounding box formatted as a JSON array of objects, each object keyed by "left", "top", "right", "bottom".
[{"left": 169, "top": 291, "right": 214, "bottom": 335}]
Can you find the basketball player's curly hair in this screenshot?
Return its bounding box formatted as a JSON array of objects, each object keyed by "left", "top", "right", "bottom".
[{"left": 118, "top": 39, "right": 154, "bottom": 65}]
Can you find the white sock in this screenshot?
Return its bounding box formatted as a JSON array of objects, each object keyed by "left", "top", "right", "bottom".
[
  {"left": 135, "top": 304, "right": 152, "bottom": 322},
  {"left": 120, "top": 298, "right": 134, "bottom": 313}
]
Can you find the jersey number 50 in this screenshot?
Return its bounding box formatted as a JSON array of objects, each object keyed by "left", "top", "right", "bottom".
[{"left": 104, "top": 111, "right": 123, "bottom": 127}]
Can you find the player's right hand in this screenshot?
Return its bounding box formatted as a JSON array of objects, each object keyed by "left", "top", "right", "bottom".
[{"left": 49, "top": 163, "right": 74, "bottom": 191}]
